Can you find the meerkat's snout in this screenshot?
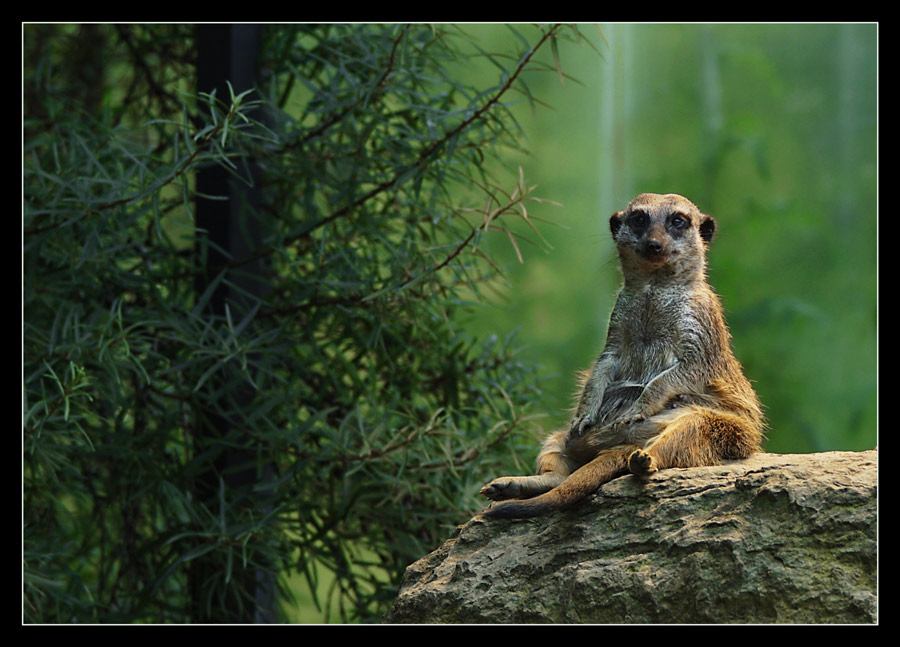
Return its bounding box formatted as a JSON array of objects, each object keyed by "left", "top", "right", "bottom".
[{"left": 640, "top": 236, "right": 667, "bottom": 259}]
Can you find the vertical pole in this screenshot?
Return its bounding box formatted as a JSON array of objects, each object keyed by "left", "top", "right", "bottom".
[{"left": 192, "top": 23, "right": 274, "bottom": 624}]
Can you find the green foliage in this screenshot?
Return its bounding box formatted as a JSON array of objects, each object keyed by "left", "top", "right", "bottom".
[
  {"left": 23, "top": 24, "right": 594, "bottom": 623},
  {"left": 462, "top": 23, "right": 877, "bottom": 455},
  {"left": 25, "top": 22, "right": 874, "bottom": 624}
]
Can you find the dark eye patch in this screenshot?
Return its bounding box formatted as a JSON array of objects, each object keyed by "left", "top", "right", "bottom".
[{"left": 628, "top": 210, "right": 650, "bottom": 232}]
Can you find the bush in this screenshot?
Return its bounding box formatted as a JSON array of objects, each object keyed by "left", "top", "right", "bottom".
[{"left": 23, "top": 23, "right": 594, "bottom": 623}]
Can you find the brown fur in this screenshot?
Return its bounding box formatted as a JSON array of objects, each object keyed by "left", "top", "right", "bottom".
[{"left": 480, "top": 193, "right": 765, "bottom": 518}]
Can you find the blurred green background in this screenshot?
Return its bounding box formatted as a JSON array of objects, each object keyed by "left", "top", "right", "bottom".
[{"left": 456, "top": 23, "right": 877, "bottom": 454}]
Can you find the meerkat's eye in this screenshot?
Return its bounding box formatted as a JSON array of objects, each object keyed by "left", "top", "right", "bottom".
[
  {"left": 628, "top": 211, "right": 649, "bottom": 230},
  {"left": 670, "top": 213, "right": 688, "bottom": 229}
]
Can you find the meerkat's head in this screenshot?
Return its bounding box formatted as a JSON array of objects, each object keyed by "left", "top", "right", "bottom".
[{"left": 609, "top": 193, "right": 716, "bottom": 281}]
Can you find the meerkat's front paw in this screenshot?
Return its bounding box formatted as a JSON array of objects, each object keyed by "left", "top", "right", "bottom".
[
  {"left": 612, "top": 413, "right": 646, "bottom": 434},
  {"left": 628, "top": 449, "right": 658, "bottom": 477},
  {"left": 570, "top": 413, "right": 597, "bottom": 437}
]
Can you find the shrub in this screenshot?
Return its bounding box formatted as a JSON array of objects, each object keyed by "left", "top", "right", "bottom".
[{"left": 23, "top": 24, "right": 594, "bottom": 622}]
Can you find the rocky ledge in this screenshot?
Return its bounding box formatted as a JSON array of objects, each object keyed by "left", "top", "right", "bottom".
[{"left": 384, "top": 450, "right": 877, "bottom": 624}]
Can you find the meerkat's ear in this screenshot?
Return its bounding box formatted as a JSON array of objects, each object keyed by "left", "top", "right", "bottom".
[
  {"left": 610, "top": 210, "right": 625, "bottom": 238},
  {"left": 698, "top": 214, "right": 716, "bottom": 245}
]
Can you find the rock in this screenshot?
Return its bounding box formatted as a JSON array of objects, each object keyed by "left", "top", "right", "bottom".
[{"left": 384, "top": 450, "right": 877, "bottom": 624}]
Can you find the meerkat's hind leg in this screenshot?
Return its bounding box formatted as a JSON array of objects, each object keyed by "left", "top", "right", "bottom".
[
  {"left": 480, "top": 430, "right": 575, "bottom": 501},
  {"left": 628, "top": 406, "right": 762, "bottom": 478},
  {"left": 483, "top": 444, "right": 639, "bottom": 518},
  {"left": 480, "top": 471, "right": 567, "bottom": 501},
  {"left": 621, "top": 405, "right": 687, "bottom": 476}
]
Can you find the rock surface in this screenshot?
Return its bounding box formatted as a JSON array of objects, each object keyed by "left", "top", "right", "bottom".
[{"left": 384, "top": 450, "right": 877, "bottom": 624}]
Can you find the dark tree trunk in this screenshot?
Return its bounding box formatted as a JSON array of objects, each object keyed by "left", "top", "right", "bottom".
[{"left": 190, "top": 23, "right": 275, "bottom": 624}]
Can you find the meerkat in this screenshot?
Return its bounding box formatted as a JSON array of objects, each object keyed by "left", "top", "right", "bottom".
[{"left": 480, "top": 193, "right": 765, "bottom": 519}]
